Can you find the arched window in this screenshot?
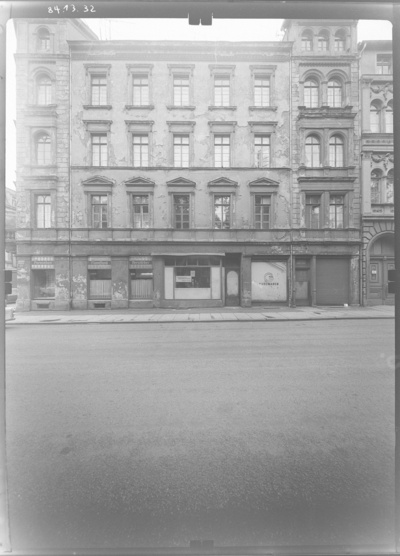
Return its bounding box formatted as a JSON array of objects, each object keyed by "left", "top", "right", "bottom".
[
  {"left": 37, "top": 74, "right": 52, "bottom": 105},
  {"left": 327, "top": 79, "right": 342, "bottom": 107},
  {"left": 37, "top": 28, "right": 50, "bottom": 52},
  {"left": 317, "top": 31, "right": 329, "bottom": 52},
  {"left": 36, "top": 133, "right": 51, "bottom": 165},
  {"left": 301, "top": 31, "right": 313, "bottom": 51},
  {"left": 329, "top": 135, "right": 344, "bottom": 167},
  {"left": 385, "top": 101, "right": 393, "bottom": 133},
  {"left": 304, "top": 79, "right": 319, "bottom": 108},
  {"left": 370, "top": 169, "right": 382, "bottom": 204},
  {"left": 370, "top": 102, "right": 382, "bottom": 133},
  {"left": 305, "top": 135, "right": 321, "bottom": 167},
  {"left": 386, "top": 169, "right": 394, "bottom": 203},
  {"left": 334, "top": 30, "right": 346, "bottom": 52}
]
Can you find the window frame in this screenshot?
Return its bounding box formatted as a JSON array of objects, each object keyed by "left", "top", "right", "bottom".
[
  {"left": 36, "top": 27, "right": 51, "bottom": 53},
  {"left": 32, "top": 268, "right": 55, "bottom": 299},
  {"left": 370, "top": 101, "right": 382, "bottom": 133},
  {"left": 132, "top": 134, "right": 149, "bottom": 167},
  {"left": 301, "top": 30, "right": 313, "bottom": 51},
  {"left": 317, "top": 31, "right": 329, "bottom": 52},
  {"left": 84, "top": 65, "right": 111, "bottom": 108},
  {"left": 213, "top": 194, "right": 232, "bottom": 230},
  {"left": 90, "top": 73, "right": 108, "bottom": 106},
  {"left": 329, "top": 134, "right": 345, "bottom": 167},
  {"left": 91, "top": 133, "right": 108, "bottom": 167},
  {"left": 214, "top": 134, "right": 231, "bottom": 168},
  {"left": 254, "top": 134, "right": 271, "bottom": 168},
  {"left": 327, "top": 78, "right": 343, "bottom": 107},
  {"left": 34, "top": 131, "right": 52, "bottom": 166},
  {"left": 35, "top": 193, "right": 52, "bottom": 229},
  {"left": 303, "top": 79, "right": 320, "bottom": 108},
  {"left": 376, "top": 54, "right": 393, "bottom": 75},
  {"left": 305, "top": 194, "right": 322, "bottom": 229},
  {"left": 36, "top": 74, "right": 53, "bottom": 105},
  {"left": 334, "top": 30, "right": 346, "bottom": 52},
  {"left": 131, "top": 194, "right": 151, "bottom": 229},
  {"left": 329, "top": 194, "right": 345, "bottom": 229},
  {"left": 173, "top": 134, "right": 190, "bottom": 168},
  {"left": 253, "top": 194, "right": 272, "bottom": 230},
  {"left": 209, "top": 65, "right": 235, "bottom": 108},
  {"left": 305, "top": 134, "right": 321, "bottom": 167},
  {"left": 172, "top": 193, "right": 191, "bottom": 230},
  {"left": 126, "top": 64, "right": 154, "bottom": 108}
]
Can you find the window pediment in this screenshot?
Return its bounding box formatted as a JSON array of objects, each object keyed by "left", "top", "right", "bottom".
[
  {"left": 167, "top": 177, "right": 196, "bottom": 187},
  {"left": 81, "top": 176, "right": 115, "bottom": 187},
  {"left": 124, "top": 177, "right": 155, "bottom": 188},
  {"left": 249, "top": 177, "right": 279, "bottom": 188},
  {"left": 208, "top": 177, "right": 238, "bottom": 188}
]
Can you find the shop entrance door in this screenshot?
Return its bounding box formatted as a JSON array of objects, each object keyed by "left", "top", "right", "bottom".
[{"left": 225, "top": 254, "right": 241, "bottom": 306}]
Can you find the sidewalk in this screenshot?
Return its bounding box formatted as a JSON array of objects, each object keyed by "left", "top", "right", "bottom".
[{"left": 6, "top": 304, "right": 395, "bottom": 324}]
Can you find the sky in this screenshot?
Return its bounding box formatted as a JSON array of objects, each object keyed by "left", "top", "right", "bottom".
[{"left": 5, "top": 18, "right": 393, "bottom": 188}]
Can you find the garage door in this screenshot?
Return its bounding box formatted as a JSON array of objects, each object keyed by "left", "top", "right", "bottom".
[{"left": 316, "top": 258, "right": 349, "bottom": 305}]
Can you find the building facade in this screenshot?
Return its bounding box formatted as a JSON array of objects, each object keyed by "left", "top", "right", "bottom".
[
  {"left": 359, "top": 40, "right": 394, "bottom": 305},
  {"left": 13, "top": 18, "right": 392, "bottom": 310}
]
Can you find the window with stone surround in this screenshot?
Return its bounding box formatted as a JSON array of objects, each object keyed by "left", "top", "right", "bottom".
[
  {"left": 305, "top": 134, "right": 321, "bottom": 167},
  {"left": 214, "top": 195, "right": 231, "bottom": 229},
  {"left": 35, "top": 194, "right": 51, "bottom": 228},
  {"left": 36, "top": 27, "right": 50, "bottom": 52},
  {"left": 91, "top": 194, "right": 109, "bottom": 228},
  {"left": 35, "top": 132, "right": 52, "bottom": 165},
  {"left": 173, "top": 194, "right": 190, "bottom": 229},
  {"left": 91, "top": 74, "right": 107, "bottom": 105},
  {"left": 329, "top": 135, "right": 344, "bottom": 167},
  {"left": 132, "top": 195, "right": 150, "bottom": 228},
  {"left": 329, "top": 194, "right": 345, "bottom": 228},
  {"left": 91, "top": 134, "right": 108, "bottom": 166},
  {"left": 254, "top": 195, "right": 271, "bottom": 229},
  {"left": 36, "top": 74, "right": 52, "bottom": 105},
  {"left": 334, "top": 29, "right": 346, "bottom": 52},
  {"left": 306, "top": 195, "right": 321, "bottom": 228}
]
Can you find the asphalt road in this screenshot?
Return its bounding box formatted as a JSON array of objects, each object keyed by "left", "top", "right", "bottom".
[{"left": 5, "top": 320, "right": 395, "bottom": 551}]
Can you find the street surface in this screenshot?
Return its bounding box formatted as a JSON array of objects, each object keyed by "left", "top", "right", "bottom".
[{"left": 5, "top": 320, "right": 395, "bottom": 550}]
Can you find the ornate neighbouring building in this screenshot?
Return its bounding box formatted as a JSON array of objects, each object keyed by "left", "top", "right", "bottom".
[
  {"left": 359, "top": 40, "right": 394, "bottom": 305},
  {"left": 13, "top": 18, "right": 393, "bottom": 310}
]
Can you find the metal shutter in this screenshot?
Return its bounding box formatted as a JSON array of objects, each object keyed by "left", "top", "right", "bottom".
[{"left": 316, "top": 257, "right": 349, "bottom": 305}]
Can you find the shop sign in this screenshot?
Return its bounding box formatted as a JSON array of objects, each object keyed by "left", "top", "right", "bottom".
[
  {"left": 88, "top": 256, "right": 111, "bottom": 270},
  {"left": 176, "top": 276, "right": 192, "bottom": 283},
  {"left": 129, "top": 256, "right": 153, "bottom": 269},
  {"left": 251, "top": 261, "right": 287, "bottom": 301},
  {"left": 31, "top": 256, "right": 54, "bottom": 269}
]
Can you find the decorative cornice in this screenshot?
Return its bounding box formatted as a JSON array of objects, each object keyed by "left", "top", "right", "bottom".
[
  {"left": 208, "top": 177, "right": 238, "bottom": 188},
  {"left": 166, "top": 177, "right": 196, "bottom": 187},
  {"left": 249, "top": 177, "right": 280, "bottom": 187},
  {"left": 81, "top": 176, "right": 115, "bottom": 187},
  {"left": 124, "top": 177, "right": 155, "bottom": 188}
]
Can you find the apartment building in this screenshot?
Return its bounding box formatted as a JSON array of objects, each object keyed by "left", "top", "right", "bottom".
[{"left": 14, "top": 18, "right": 387, "bottom": 310}]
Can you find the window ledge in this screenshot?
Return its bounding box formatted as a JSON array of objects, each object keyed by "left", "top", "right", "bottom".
[
  {"left": 208, "top": 106, "right": 237, "bottom": 110},
  {"left": 27, "top": 103, "right": 57, "bottom": 109},
  {"left": 167, "top": 105, "right": 196, "bottom": 110},
  {"left": 83, "top": 105, "right": 112, "bottom": 110},
  {"left": 249, "top": 106, "right": 277, "bottom": 111},
  {"left": 125, "top": 105, "right": 154, "bottom": 110}
]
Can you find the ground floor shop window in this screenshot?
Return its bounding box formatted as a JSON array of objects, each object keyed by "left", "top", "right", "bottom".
[
  {"left": 130, "top": 269, "right": 153, "bottom": 299},
  {"left": 32, "top": 269, "right": 55, "bottom": 298},
  {"left": 88, "top": 269, "right": 111, "bottom": 299},
  {"left": 164, "top": 256, "right": 222, "bottom": 300}
]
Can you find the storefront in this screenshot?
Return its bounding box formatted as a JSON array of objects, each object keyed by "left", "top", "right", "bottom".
[
  {"left": 251, "top": 259, "right": 288, "bottom": 303},
  {"left": 163, "top": 255, "right": 223, "bottom": 307}
]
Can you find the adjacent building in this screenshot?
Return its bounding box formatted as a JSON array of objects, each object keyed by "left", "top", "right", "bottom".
[{"left": 13, "top": 18, "right": 394, "bottom": 310}]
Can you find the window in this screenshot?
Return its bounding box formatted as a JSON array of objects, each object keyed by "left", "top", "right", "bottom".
[
  {"left": 254, "top": 76, "right": 270, "bottom": 107},
  {"left": 304, "top": 80, "right": 319, "bottom": 108},
  {"left": 305, "top": 135, "right": 321, "bottom": 167},
  {"left": 173, "top": 75, "right": 190, "bottom": 106},
  {"left": 91, "top": 74, "right": 107, "bottom": 105},
  {"left": 133, "top": 74, "right": 149, "bottom": 106},
  {"left": 327, "top": 79, "right": 342, "bottom": 107},
  {"left": 254, "top": 196, "right": 271, "bottom": 229},
  {"left": 36, "top": 133, "right": 51, "bottom": 165},
  {"left": 89, "top": 269, "right": 111, "bottom": 299},
  {"left": 371, "top": 169, "right": 382, "bottom": 204},
  {"left": 306, "top": 195, "right": 321, "bottom": 228},
  {"left": 370, "top": 102, "right": 381, "bottom": 133},
  {"left": 214, "top": 135, "right": 230, "bottom": 167},
  {"left": 214, "top": 195, "right": 231, "bottom": 229},
  {"left": 35, "top": 195, "right": 51, "bottom": 228},
  {"left": 385, "top": 101, "right": 393, "bottom": 133},
  {"left": 91, "top": 134, "right": 107, "bottom": 166},
  {"left": 37, "top": 28, "right": 50, "bottom": 52},
  {"left": 32, "top": 269, "right": 55, "bottom": 298},
  {"left": 91, "top": 195, "right": 108, "bottom": 228},
  {"left": 302, "top": 31, "right": 313, "bottom": 51},
  {"left": 329, "top": 195, "right": 344, "bottom": 228},
  {"left": 173, "top": 135, "right": 189, "bottom": 167},
  {"left": 254, "top": 135, "right": 271, "bottom": 167},
  {"left": 132, "top": 195, "right": 150, "bottom": 228},
  {"left": 37, "top": 75, "right": 52, "bottom": 105},
  {"left": 329, "top": 135, "right": 344, "bottom": 167},
  {"left": 377, "top": 54, "right": 392, "bottom": 75},
  {"left": 133, "top": 135, "right": 149, "bottom": 167},
  {"left": 173, "top": 194, "right": 190, "bottom": 229},
  {"left": 130, "top": 269, "right": 153, "bottom": 299},
  {"left": 214, "top": 75, "right": 230, "bottom": 106},
  {"left": 317, "top": 31, "right": 329, "bottom": 51},
  {"left": 386, "top": 169, "right": 394, "bottom": 203},
  {"left": 334, "top": 30, "right": 346, "bottom": 52}
]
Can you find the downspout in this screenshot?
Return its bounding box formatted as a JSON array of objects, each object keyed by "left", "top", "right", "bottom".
[
  {"left": 68, "top": 38, "right": 72, "bottom": 309},
  {"left": 289, "top": 44, "right": 294, "bottom": 307},
  {"left": 358, "top": 41, "right": 366, "bottom": 306}
]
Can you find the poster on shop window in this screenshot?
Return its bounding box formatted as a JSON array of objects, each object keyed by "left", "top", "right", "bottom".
[{"left": 251, "top": 261, "right": 287, "bottom": 302}]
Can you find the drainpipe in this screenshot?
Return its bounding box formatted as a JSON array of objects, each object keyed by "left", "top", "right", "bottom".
[
  {"left": 68, "top": 34, "right": 72, "bottom": 310},
  {"left": 288, "top": 43, "right": 295, "bottom": 308}
]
